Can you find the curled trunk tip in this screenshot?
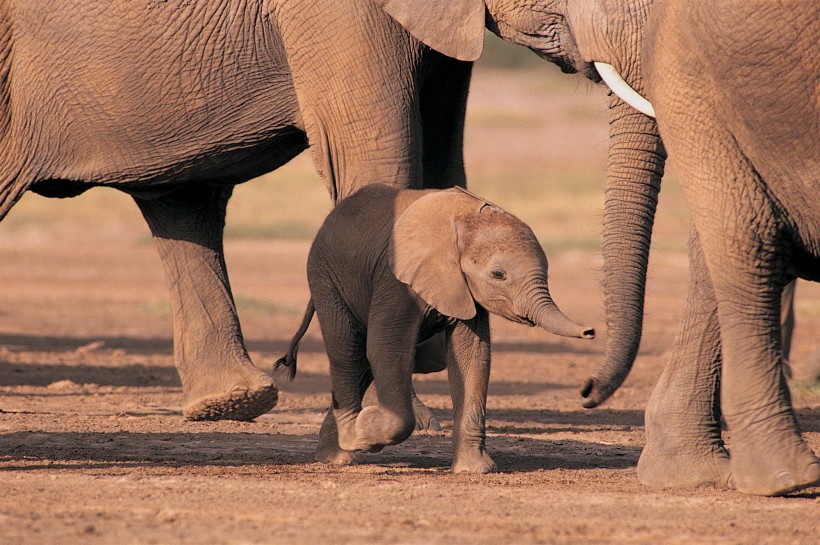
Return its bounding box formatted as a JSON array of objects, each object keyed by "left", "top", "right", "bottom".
[{"left": 579, "top": 368, "right": 630, "bottom": 408}]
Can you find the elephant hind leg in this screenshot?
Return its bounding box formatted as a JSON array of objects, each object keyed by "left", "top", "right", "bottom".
[
  {"left": 314, "top": 290, "right": 373, "bottom": 461},
  {"left": 134, "top": 184, "right": 277, "bottom": 421},
  {"left": 638, "top": 228, "right": 731, "bottom": 490},
  {"left": 316, "top": 364, "right": 373, "bottom": 466},
  {"left": 346, "top": 298, "right": 420, "bottom": 452}
]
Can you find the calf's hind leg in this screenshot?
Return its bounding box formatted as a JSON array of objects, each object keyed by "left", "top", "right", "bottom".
[
  {"left": 337, "top": 296, "right": 419, "bottom": 452},
  {"left": 312, "top": 290, "right": 371, "bottom": 463}
]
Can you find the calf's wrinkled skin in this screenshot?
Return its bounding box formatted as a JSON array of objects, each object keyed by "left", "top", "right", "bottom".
[{"left": 277, "top": 184, "right": 593, "bottom": 472}]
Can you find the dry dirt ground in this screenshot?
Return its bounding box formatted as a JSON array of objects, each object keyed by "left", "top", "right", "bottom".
[{"left": 1, "top": 66, "right": 819, "bottom": 544}]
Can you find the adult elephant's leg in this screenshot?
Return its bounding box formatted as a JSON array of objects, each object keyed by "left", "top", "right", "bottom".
[
  {"left": 710, "top": 249, "right": 819, "bottom": 495},
  {"left": 667, "top": 128, "right": 819, "bottom": 495},
  {"left": 780, "top": 279, "right": 796, "bottom": 366},
  {"left": 134, "top": 184, "right": 277, "bottom": 421},
  {"left": 275, "top": 2, "right": 429, "bottom": 200},
  {"left": 406, "top": 55, "right": 474, "bottom": 431},
  {"left": 637, "top": 227, "right": 730, "bottom": 489}
]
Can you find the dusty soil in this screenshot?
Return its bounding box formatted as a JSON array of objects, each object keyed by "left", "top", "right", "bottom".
[
  {"left": 1, "top": 65, "right": 819, "bottom": 544},
  {"left": 0, "top": 236, "right": 818, "bottom": 545}
]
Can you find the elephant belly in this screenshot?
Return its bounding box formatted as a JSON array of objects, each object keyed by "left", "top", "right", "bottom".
[{"left": 8, "top": 0, "right": 305, "bottom": 189}]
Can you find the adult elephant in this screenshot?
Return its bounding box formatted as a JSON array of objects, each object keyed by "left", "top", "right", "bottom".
[
  {"left": 380, "top": 0, "right": 818, "bottom": 495},
  {"left": 0, "top": 1, "right": 476, "bottom": 421}
]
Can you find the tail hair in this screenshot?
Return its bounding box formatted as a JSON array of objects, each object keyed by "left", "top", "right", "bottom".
[{"left": 274, "top": 299, "right": 315, "bottom": 381}]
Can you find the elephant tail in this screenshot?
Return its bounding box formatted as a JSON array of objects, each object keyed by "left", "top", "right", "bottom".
[{"left": 274, "top": 298, "right": 315, "bottom": 381}]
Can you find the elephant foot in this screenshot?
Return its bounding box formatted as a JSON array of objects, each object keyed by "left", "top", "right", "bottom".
[
  {"left": 640, "top": 392, "right": 730, "bottom": 489},
  {"left": 728, "top": 425, "right": 820, "bottom": 496},
  {"left": 315, "top": 444, "right": 358, "bottom": 466},
  {"left": 452, "top": 448, "right": 497, "bottom": 474},
  {"left": 183, "top": 372, "right": 278, "bottom": 421},
  {"left": 338, "top": 405, "right": 414, "bottom": 453},
  {"left": 412, "top": 393, "right": 442, "bottom": 431},
  {"left": 315, "top": 408, "right": 358, "bottom": 465},
  {"left": 637, "top": 442, "right": 731, "bottom": 490}
]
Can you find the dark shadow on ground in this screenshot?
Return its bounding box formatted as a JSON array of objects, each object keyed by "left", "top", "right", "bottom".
[
  {"left": 0, "top": 362, "right": 181, "bottom": 387},
  {"left": 0, "top": 334, "right": 175, "bottom": 355},
  {"left": 343, "top": 435, "right": 641, "bottom": 473},
  {"left": 0, "top": 430, "right": 316, "bottom": 468},
  {"left": 1, "top": 360, "right": 574, "bottom": 397},
  {"left": 486, "top": 407, "right": 645, "bottom": 430},
  {"left": 491, "top": 340, "right": 602, "bottom": 355},
  {"left": 0, "top": 430, "right": 640, "bottom": 473},
  {"left": 796, "top": 408, "right": 820, "bottom": 433}
]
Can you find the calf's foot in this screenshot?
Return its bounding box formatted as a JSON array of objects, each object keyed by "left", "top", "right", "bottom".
[
  {"left": 336, "top": 404, "right": 413, "bottom": 453},
  {"left": 412, "top": 392, "right": 442, "bottom": 431},
  {"left": 315, "top": 408, "right": 358, "bottom": 466}
]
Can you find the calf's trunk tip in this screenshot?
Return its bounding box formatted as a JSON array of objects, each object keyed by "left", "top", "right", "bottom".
[{"left": 533, "top": 299, "right": 595, "bottom": 340}]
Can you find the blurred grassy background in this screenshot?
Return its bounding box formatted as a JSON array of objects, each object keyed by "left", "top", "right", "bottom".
[{"left": 0, "top": 33, "right": 691, "bottom": 255}]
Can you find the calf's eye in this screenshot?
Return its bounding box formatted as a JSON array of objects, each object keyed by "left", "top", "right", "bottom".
[{"left": 491, "top": 269, "right": 507, "bottom": 281}]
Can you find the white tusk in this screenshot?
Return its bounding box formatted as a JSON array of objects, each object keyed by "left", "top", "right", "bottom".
[{"left": 594, "top": 62, "right": 656, "bottom": 118}]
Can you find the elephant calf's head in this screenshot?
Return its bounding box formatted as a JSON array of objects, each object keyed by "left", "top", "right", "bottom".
[{"left": 390, "top": 187, "right": 594, "bottom": 339}]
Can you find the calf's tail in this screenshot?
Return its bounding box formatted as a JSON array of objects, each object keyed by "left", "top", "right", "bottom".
[{"left": 274, "top": 299, "right": 315, "bottom": 381}]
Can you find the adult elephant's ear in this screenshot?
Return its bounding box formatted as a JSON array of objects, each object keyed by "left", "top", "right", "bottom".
[
  {"left": 390, "top": 191, "right": 479, "bottom": 320},
  {"left": 376, "top": 0, "right": 485, "bottom": 62}
]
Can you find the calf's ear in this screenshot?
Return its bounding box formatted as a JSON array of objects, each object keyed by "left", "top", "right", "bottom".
[
  {"left": 389, "top": 191, "right": 483, "bottom": 320},
  {"left": 375, "top": 0, "right": 486, "bottom": 61}
]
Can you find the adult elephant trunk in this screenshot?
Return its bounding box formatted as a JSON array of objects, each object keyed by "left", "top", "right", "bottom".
[
  {"left": 530, "top": 291, "right": 596, "bottom": 340},
  {"left": 580, "top": 93, "right": 666, "bottom": 408}
]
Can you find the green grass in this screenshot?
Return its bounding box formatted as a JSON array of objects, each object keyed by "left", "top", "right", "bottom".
[
  {"left": 1, "top": 186, "right": 145, "bottom": 234},
  {"left": 469, "top": 108, "right": 542, "bottom": 129},
  {"left": 225, "top": 155, "right": 329, "bottom": 241},
  {"left": 234, "top": 295, "right": 303, "bottom": 316}
]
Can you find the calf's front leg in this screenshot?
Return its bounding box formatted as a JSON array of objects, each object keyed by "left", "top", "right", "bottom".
[{"left": 447, "top": 308, "right": 496, "bottom": 474}]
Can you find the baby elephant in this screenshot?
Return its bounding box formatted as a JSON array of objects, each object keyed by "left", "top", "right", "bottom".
[{"left": 278, "top": 184, "right": 594, "bottom": 473}]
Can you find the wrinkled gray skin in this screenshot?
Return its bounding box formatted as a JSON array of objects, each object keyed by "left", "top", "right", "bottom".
[
  {"left": 471, "top": 0, "right": 817, "bottom": 495},
  {"left": 278, "top": 184, "right": 593, "bottom": 472},
  {"left": 0, "top": 1, "right": 475, "bottom": 421},
  {"left": 1, "top": 0, "right": 814, "bottom": 494},
  {"left": 380, "top": 0, "right": 818, "bottom": 494}
]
